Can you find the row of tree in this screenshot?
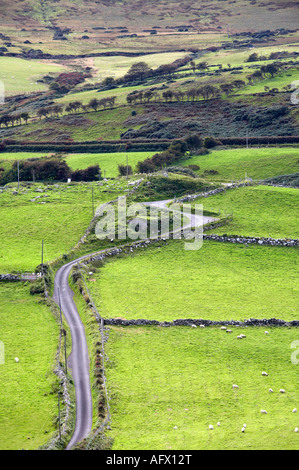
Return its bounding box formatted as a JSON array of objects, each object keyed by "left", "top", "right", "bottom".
[
  {"left": 0, "top": 157, "right": 101, "bottom": 184},
  {"left": 0, "top": 96, "right": 118, "bottom": 127}
]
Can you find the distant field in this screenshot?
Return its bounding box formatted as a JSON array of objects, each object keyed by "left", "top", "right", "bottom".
[
  {"left": 0, "top": 57, "right": 65, "bottom": 95},
  {"left": 181, "top": 148, "right": 299, "bottom": 182},
  {"left": 106, "top": 325, "right": 299, "bottom": 450},
  {"left": 0, "top": 283, "right": 58, "bottom": 450},
  {"left": 196, "top": 185, "right": 299, "bottom": 239},
  {"left": 65, "top": 152, "right": 154, "bottom": 177},
  {"left": 92, "top": 52, "right": 187, "bottom": 80},
  {"left": 0, "top": 151, "right": 153, "bottom": 178},
  {"left": 87, "top": 240, "right": 298, "bottom": 321},
  {"left": 0, "top": 182, "right": 124, "bottom": 272}
]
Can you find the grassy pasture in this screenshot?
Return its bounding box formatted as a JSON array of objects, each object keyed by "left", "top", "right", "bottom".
[
  {"left": 181, "top": 147, "right": 299, "bottom": 182},
  {"left": 105, "top": 325, "right": 299, "bottom": 450},
  {"left": 0, "top": 57, "right": 65, "bottom": 95},
  {"left": 195, "top": 185, "right": 299, "bottom": 239},
  {"left": 65, "top": 152, "right": 154, "bottom": 177},
  {"left": 0, "top": 182, "right": 125, "bottom": 272},
  {"left": 87, "top": 240, "right": 298, "bottom": 322},
  {"left": 0, "top": 283, "right": 58, "bottom": 450}
]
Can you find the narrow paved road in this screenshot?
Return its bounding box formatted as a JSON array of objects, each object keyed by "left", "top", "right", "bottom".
[{"left": 53, "top": 199, "right": 216, "bottom": 450}]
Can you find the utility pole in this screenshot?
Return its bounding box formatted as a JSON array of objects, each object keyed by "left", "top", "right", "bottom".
[
  {"left": 17, "top": 161, "right": 20, "bottom": 190},
  {"left": 41, "top": 239, "right": 44, "bottom": 272},
  {"left": 63, "top": 329, "right": 67, "bottom": 375},
  {"left": 58, "top": 287, "right": 63, "bottom": 327},
  {"left": 92, "top": 187, "right": 95, "bottom": 218},
  {"left": 126, "top": 154, "right": 129, "bottom": 179}
]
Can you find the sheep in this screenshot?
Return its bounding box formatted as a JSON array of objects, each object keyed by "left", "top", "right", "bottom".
[
  {"left": 199, "top": 324, "right": 205, "bottom": 328},
  {"left": 261, "top": 410, "right": 268, "bottom": 414},
  {"left": 262, "top": 372, "right": 268, "bottom": 376},
  {"left": 292, "top": 408, "right": 297, "bottom": 413},
  {"left": 191, "top": 324, "right": 197, "bottom": 328},
  {"left": 280, "top": 389, "right": 286, "bottom": 393},
  {"left": 217, "top": 422, "right": 221, "bottom": 427},
  {"left": 269, "top": 388, "right": 274, "bottom": 393},
  {"left": 226, "top": 329, "right": 232, "bottom": 333},
  {"left": 237, "top": 335, "right": 243, "bottom": 339},
  {"left": 209, "top": 425, "right": 214, "bottom": 430},
  {"left": 220, "top": 326, "right": 227, "bottom": 330},
  {"left": 264, "top": 331, "right": 269, "bottom": 335},
  {"left": 241, "top": 427, "right": 246, "bottom": 433},
  {"left": 232, "top": 384, "right": 239, "bottom": 389},
  {"left": 15, "top": 358, "right": 19, "bottom": 363},
  {"left": 243, "top": 424, "right": 247, "bottom": 428},
  {"left": 295, "top": 428, "right": 298, "bottom": 433},
  {"left": 240, "top": 334, "right": 246, "bottom": 338}
]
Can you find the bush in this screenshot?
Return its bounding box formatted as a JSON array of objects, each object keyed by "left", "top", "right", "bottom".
[{"left": 118, "top": 164, "right": 132, "bottom": 176}]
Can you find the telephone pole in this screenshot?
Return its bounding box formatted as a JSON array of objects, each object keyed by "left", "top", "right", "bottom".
[
  {"left": 17, "top": 161, "right": 20, "bottom": 190},
  {"left": 92, "top": 187, "right": 95, "bottom": 217},
  {"left": 41, "top": 239, "right": 44, "bottom": 272}
]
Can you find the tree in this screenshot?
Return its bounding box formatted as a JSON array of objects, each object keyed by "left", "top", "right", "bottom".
[
  {"left": 21, "top": 112, "right": 29, "bottom": 124},
  {"left": 125, "top": 62, "right": 152, "bottom": 80},
  {"left": 89, "top": 98, "right": 100, "bottom": 112}
]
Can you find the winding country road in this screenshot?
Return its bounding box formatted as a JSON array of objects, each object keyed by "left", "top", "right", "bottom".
[{"left": 53, "top": 199, "right": 216, "bottom": 450}]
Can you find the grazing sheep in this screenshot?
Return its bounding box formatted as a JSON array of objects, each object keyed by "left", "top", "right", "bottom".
[
  {"left": 220, "top": 326, "right": 227, "bottom": 330},
  {"left": 295, "top": 428, "right": 298, "bottom": 433},
  {"left": 200, "top": 324, "right": 205, "bottom": 328},
  {"left": 209, "top": 425, "right": 214, "bottom": 430},
  {"left": 226, "top": 329, "right": 232, "bottom": 333},
  {"left": 232, "top": 384, "right": 239, "bottom": 389},
  {"left": 237, "top": 335, "right": 242, "bottom": 339},
  {"left": 269, "top": 388, "right": 273, "bottom": 393},
  {"left": 240, "top": 334, "right": 246, "bottom": 338},
  {"left": 265, "top": 331, "right": 269, "bottom": 335},
  {"left": 217, "top": 422, "right": 221, "bottom": 427},
  {"left": 15, "top": 358, "right": 19, "bottom": 363},
  {"left": 280, "top": 389, "right": 286, "bottom": 393},
  {"left": 262, "top": 372, "right": 268, "bottom": 376},
  {"left": 241, "top": 427, "right": 246, "bottom": 433},
  {"left": 191, "top": 324, "right": 197, "bottom": 328},
  {"left": 173, "top": 426, "right": 177, "bottom": 429},
  {"left": 261, "top": 410, "right": 268, "bottom": 414},
  {"left": 292, "top": 409, "right": 297, "bottom": 413},
  {"left": 243, "top": 424, "right": 247, "bottom": 428}
]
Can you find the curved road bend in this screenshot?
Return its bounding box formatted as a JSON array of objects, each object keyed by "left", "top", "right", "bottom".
[{"left": 53, "top": 199, "right": 216, "bottom": 450}]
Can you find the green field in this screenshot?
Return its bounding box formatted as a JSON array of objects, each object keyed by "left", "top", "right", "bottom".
[
  {"left": 87, "top": 240, "right": 298, "bottom": 322},
  {"left": 182, "top": 148, "right": 299, "bottom": 182},
  {"left": 0, "top": 57, "right": 66, "bottom": 95},
  {"left": 196, "top": 185, "right": 299, "bottom": 239},
  {"left": 65, "top": 152, "right": 154, "bottom": 177},
  {"left": 0, "top": 283, "right": 58, "bottom": 450},
  {"left": 0, "top": 182, "right": 126, "bottom": 272},
  {"left": 106, "top": 325, "right": 299, "bottom": 450}
]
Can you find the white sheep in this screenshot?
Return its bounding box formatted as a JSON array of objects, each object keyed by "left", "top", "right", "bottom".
[
  {"left": 269, "top": 388, "right": 273, "bottom": 393},
  {"left": 217, "top": 422, "right": 221, "bottom": 427},
  {"left": 240, "top": 334, "right": 246, "bottom": 338},
  {"left": 191, "top": 324, "right": 197, "bottom": 328},
  {"left": 226, "top": 329, "right": 232, "bottom": 333},
  {"left": 265, "top": 331, "right": 269, "bottom": 335},
  {"left": 280, "top": 389, "right": 286, "bottom": 393},
  {"left": 209, "top": 425, "right": 214, "bottom": 430},
  {"left": 295, "top": 427, "right": 298, "bottom": 433},
  {"left": 292, "top": 408, "right": 297, "bottom": 413},
  {"left": 15, "top": 358, "right": 19, "bottom": 363},
  {"left": 232, "top": 384, "right": 239, "bottom": 389},
  {"left": 200, "top": 324, "right": 205, "bottom": 328},
  {"left": 241, "top": 427, "right": 246, "bottom": 433},
  {"left": 243, "top": 424, "right": 247, "bottom": 428},
  {"left": 262, "top": 372, "right": 268, "bottom": 376},
  {"left": 220, "top": 326, "right": 227, "bottom": 330},
  {"left": 261, "top": 410, "right": 267, "bottom": 414}
]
